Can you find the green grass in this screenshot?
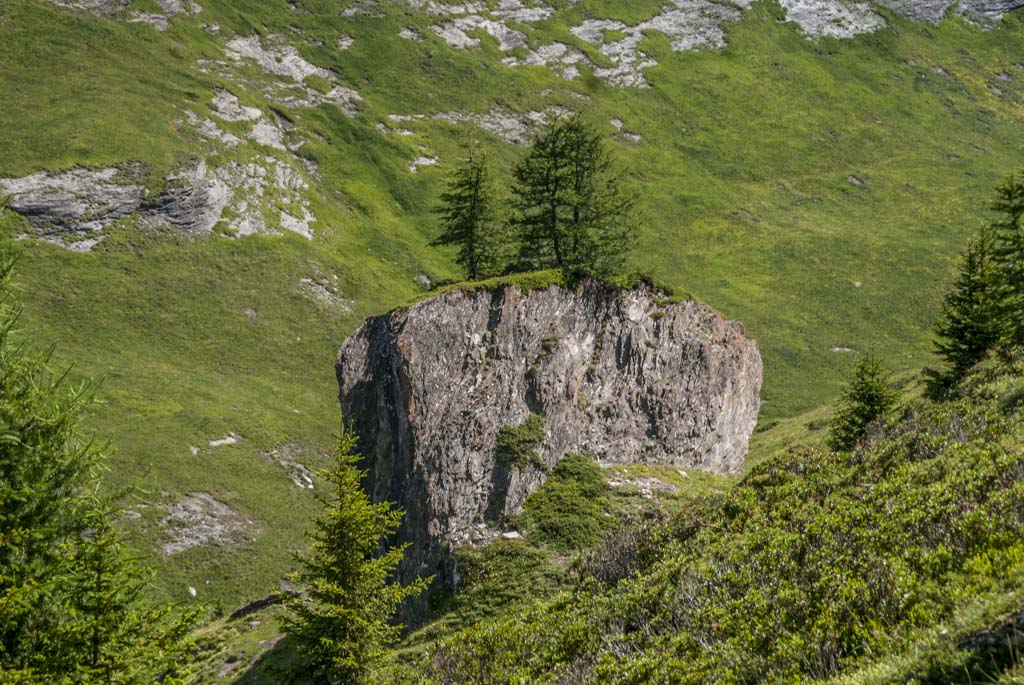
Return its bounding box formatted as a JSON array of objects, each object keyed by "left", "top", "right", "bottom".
[{"left": 4, "top": 0, "right": 1024, "bottom": 617}]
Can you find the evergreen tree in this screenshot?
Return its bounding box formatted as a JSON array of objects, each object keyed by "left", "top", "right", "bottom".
[
  {"left": 433, "top": 145, "right": 502, "bottom": 280},
  {"left": 511, "top": 115, "right": 635, "bottom": 277},
  {"left": 0, "top": 257, "right": 196, "bottom": 684},
  {"left": 827, "top": 354, "right": 897, "bottom": 452},
  {"left": 988, "top": 168, "right": 1024, "bottom": 347},
  {"left": 57, "top": 495, "right": 198, "bottom": 685},
  {"left": 934, "top": 231, "right": 999, "bottom": 382},
  {"left": 284, "top": 429, "right": 428, "bottom": 684}
]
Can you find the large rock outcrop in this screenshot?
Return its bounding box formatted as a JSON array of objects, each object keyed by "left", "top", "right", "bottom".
[{"left": 336, "top": 280, "right": 762, "bottom": 619}]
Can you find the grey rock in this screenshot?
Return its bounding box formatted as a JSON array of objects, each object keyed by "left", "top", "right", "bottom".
[
  {"left": 336, "top": 281, "right": 762, "bottom": 622},
  {"left": 874, "top": 0, "right": 1024, "bottom": 24},
  {"left": 142, "top": 161, "right": 231, "bottom": 235},
  {"left": 2, "top": 161, "right": 231, "bottom": 247},
  {"left": 0, "top": 166, "right": 143, "bottom": 237},
  {"left": 43, "top": 0, "right": 127, "bottom": 15}
]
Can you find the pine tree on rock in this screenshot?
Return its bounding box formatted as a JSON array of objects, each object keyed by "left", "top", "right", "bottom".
[
  {"left": 934, "top": 230, "right": 999, "bottom": 382},
  {"left": 511, "top": 115, "right": 635, "bottom": 277},
  {"left": 433, "top": 145, "right": 502, "bottom": 280},
  {"left": 284, "top": 429, "right": 428, "bottom": 684},
  {"left": 827, "top": 354, "right": 898, "bottom": 452},
  {"left": 988, "top": 168, "right": 1024, "bottom": 347}
]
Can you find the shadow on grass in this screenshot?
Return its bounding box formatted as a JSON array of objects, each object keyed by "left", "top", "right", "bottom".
[{"left": 232, "top": 635, "right": 310, "bottom": 685}]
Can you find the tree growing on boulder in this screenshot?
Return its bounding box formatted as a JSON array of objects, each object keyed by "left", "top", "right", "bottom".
[
  {"left": 511, "top": 115, "right": 635, "bottom": 277},
  {"left": 827, "top": 354, "right": 897, "bottom": 451},
  {"left": 284, "top": 429, "right": 428, "bottom": 684},
  {"left": 433, "top": 145, "right": 503, "bottom": 281}
]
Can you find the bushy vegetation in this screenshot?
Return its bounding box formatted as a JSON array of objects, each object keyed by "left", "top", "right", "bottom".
[
  {"left": 376, "top": 366, "right": 1024, "bottom": 683},
  {"left": 494, "top": 414, "right": 546, "bottom": 469},
  {"left": 516, "top": 454, "right": 610, "bottom": 551}
]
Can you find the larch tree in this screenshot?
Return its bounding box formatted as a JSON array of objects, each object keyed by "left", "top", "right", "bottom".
[
  {"left": 511, "top": 115, "right": 635, "bottom": 277},
  {"left": 433, "top": 145, "right": 502, "bottom": 281}
]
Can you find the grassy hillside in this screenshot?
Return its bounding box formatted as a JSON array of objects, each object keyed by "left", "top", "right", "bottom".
[
  {"left": 370, "top": 354, "right": 1024, "bottom": 684},
  {"left": 3, "top": 0, "right": 1024, "bottom": 612}
]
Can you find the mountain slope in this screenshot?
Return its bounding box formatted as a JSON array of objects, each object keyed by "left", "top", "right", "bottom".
[{"left": 2, "top": 0, "right": 1024, "bottom": 609}]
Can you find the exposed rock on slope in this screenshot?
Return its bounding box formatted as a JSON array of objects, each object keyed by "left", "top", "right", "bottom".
[
  {"left": 336, "top": 280, "right": 762, "bottom": 618},
  {"left": 876, "top": 0, "right": 1024, "bottom": 24}
]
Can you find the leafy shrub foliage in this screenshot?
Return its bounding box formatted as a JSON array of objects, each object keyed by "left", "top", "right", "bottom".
[
  {"left": 377, "top": 372, "right": 1024, "bottom": 684},
  {"left": 517, "top": 454, "right": 610, "bottom": 551},
  {"left": 495, "top": 414, "right": 546, "bottom": 469}
]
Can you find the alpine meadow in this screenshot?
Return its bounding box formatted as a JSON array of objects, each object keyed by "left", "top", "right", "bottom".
[{"left": 4, "top": 0, "right": 1024, "bottom": 682}]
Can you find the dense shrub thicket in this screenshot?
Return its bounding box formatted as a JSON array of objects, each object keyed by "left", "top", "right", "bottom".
[{"left": 377, "top": 363, "right": 1024, "bottom": 684}]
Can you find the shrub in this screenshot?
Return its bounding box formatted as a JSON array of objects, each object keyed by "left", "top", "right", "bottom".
[
  {"left": 495, "top": 414, "right": 546, "bottom": 469},
  {"left": 518, "top": 454, "right": 610, "bottom": 551}
]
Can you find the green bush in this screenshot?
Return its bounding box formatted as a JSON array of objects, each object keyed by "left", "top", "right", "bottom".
[
  {"left": 518, "top": 454, "right": 610, "bottom": 551},
  {"left": 495, "top": 414, "right": 546, "bottom": 469}
]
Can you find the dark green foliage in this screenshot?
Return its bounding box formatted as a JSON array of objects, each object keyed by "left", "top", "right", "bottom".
[
  {"left": 284, "top": 429, "right": 428, "bottom": 684},
  {"left": 380, "top": 377, "right": 1024, "bottom": 684},
  {"left": 425, "top": 541, "right": 567, "bottom": 634},
  {"left": 510, "top": 115, "right": 635, "bottom": 278},
  {"left": 433, "top": 145, "right": 503, "bottom": 281},
  {"left": 518, "top": 454, "right": 609, "bottom": 551},
  {"left": 934, "top": 230, "right": 999, "bottom": 382},
  {"left": 988, "top": 168, "right": 1024, "bottom": 347},
  {"left": 57, "top": 496, "right": 199, "bottom": 684},
  {"left": 494, "top": 414, "right": 545, "bottom": 469},
  {"left": 827, "top": 353, "right": 898, "bottom": 451},
  {"left": 0, "top": 256, "right": 197, "bottom": 684}
]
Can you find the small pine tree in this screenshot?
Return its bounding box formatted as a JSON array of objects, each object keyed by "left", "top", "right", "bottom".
[
  {"left": 511, "top": 115, "right": 635, "bottom": 277},
  {"left": 827, "top": 354, "right": 898, "bottom": 452},
  {"left": 433, "top": 145, "right": 502, "bottom": 280},
  {"left": 934, "top": 230, "right": 999, "bottom": 381},
  {"left": 284, "top": 429, "right": 428, "bottom": 684},
  {"left": 58, "top": 494, "right": 198, "bottom": 685},
  {"left": 0, "top": 256, "right": 196, "bottom": 683},
  {"left": 988, "top": 168, "right": 1024, "bottom": 347}
]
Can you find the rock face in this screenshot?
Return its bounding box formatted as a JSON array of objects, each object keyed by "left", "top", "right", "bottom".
[
  {"left": 876, "top": 0, "right": 1024, "bottom": 24},
  {"left": 336, "top": 281, "right": 762, "bottom": 620}
]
